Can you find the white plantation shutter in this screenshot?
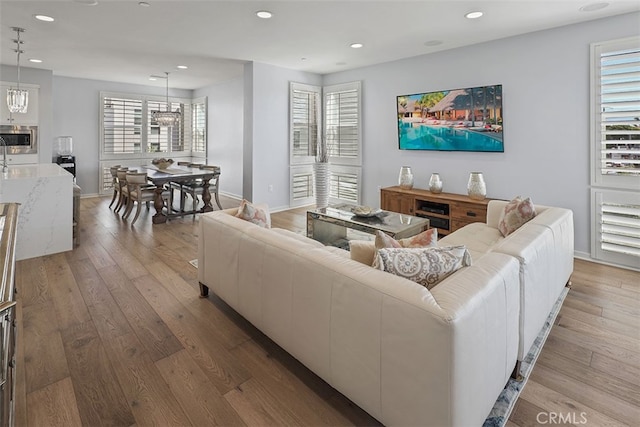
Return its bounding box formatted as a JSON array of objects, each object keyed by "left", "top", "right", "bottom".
[
  {"left": 591, "top": 37, "right": 640, "bottom": 270},
  {"left": 592, "top": 37, "right": 640, "bottom": 188},
  {"left": 192, "top": 99, "right": 207, "bottom": 154},
  {"left": 325, "top": 82, "right": 362, "bottom": 204},
  {"left": 592, "top": 189, "right": 640, "bottom": 268},
  {"left": 329, "top": 165, "right": 360, "bottom": 204},
  {"left": 324, "top": 82, "right": 361, "bottom": 165},
  {"left": 102, "top": 96, "right": 143, "bottom": 154},
  {"left": 290, "top": 165, "right": 314, "bottom": 206},
  {"left": 290, "top": 83, "right": 320, "bottom": 164}
]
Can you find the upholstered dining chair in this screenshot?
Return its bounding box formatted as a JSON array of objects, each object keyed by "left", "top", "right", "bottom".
[
  {"left": 123, "top": 172, "right": 170, "bottom": 225},
  {"left": 178, "top": 165, "right": 222, "bottom": 217},
  {"left": 115, "top": 167, "right": 130, "bottom": 213},
  {"left": 108, "top": 164, "right": 121, "bottom": 209}
]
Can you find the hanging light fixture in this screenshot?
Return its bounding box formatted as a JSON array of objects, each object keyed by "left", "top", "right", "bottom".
[
  {"left": 151, "top": 71, "right": 181, "bottom": 126},
  {"left": 7, "top": 27, "right": 28, "bottom": 114}
]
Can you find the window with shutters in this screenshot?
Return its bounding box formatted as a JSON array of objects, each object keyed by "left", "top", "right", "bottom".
[
  {"left": 290, "top": 83, "right": 320, "bottom": 165},
  {"left": 288, "top": 81, "right": 362, "bottom": 207},
  {"left": 590, "top": 37, "right": 640, "bottom": 269},
  {"left": 99, "top": 92, "right": 207, "bottom": 193}
]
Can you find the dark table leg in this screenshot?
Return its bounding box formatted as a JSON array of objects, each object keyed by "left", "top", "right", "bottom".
[
  {"left": 152, "top": 186, "right": 167, "bottom": 224},
  {"left": 200, "top": 180, "right": 214, "bottom": 213}
]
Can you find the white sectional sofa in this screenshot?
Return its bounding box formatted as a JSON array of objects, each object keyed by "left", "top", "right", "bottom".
[
  {"left": 199, "top": 208, "right": 520, "bottom": 426},
  {"left": 197, "top": 199, "right": 573, "bottom": 425},
  {"left": 438, "top": 200, "right": 574, "bottom": 376}
]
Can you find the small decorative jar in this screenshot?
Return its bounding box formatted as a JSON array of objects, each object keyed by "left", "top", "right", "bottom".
[
  {"left": 398, "top": 166, "right": 414, "bottom": 189},
  {"left": 428, "top": 173, "right": 443, "bottom": 193},
  {"left": 467, "top": 172, "right": 487, "bottom": 200}
]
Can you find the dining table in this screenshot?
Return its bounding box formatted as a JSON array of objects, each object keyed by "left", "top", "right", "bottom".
[{"left": 134, "top": 164, "right": 218, "bottom": 224}]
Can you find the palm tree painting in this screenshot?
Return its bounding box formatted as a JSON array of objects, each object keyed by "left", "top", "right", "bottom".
[{"left": 396, "top": 84, "right": 503, "bottom": 152}]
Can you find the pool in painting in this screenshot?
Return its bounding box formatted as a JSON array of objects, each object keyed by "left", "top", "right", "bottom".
[{"left": 398, "top": 122, "right": 504, "bottom": 152}]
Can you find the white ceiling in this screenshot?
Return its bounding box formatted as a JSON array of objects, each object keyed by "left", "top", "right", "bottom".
[{"left": 1, "top": 0, "right": 639, "bottom": 90}]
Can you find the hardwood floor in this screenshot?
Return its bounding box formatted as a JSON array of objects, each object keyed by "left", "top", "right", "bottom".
[{"left": 14, "top": 196, "right": 640, "bottom": 426}]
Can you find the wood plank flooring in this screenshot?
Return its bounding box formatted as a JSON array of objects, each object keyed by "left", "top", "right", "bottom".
[{"left": 14, "top": 196, "right": 640, "bottom": 426}]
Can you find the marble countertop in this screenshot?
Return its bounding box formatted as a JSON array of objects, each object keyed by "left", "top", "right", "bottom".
[{"left": 0, "top": 163, "right": 71, "bottom": 180}]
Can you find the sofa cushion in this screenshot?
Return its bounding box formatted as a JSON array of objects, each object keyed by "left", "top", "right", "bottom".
[
  {"left": 271, "top": 228, "right": 325, "bottom": 248},
  {"left": 372, "top": 245, "right": 472, "bottom": 289},
  {"left": 498, "top": 196, "right": 536, "bottom": 236},
  {"left": 438, "top": 222, "right": 503, "bottom": 261},
  {"left": 349, "top": 240, "right": 377, "bottom": 265},
  {"left": 236, "top": 199, "right": 271, "bottom": 228}
]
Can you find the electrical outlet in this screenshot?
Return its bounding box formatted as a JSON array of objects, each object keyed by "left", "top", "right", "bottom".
[{"left": 268, "top": 184, "right": 274, "bottom": 192}]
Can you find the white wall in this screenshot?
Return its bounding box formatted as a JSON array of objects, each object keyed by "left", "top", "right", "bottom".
[
  {"left": 321, "top": 12, "right": 640, "bottom": 257},
  {"left": 245, "top": 62, "right": 322, "bottom": 210},
  {"left": 194, "top": 77, "right": 244, "bottom": 198},
  {"left": 52, "top": 76, "right": 191, "bottom": 195}
]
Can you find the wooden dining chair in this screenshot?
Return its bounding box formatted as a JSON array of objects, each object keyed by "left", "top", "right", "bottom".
[
  {"left": 123, "top": 172, "right": 170, "bottom": 225},
  {"left": 108, "top": 164, "right": 121, "bottom": 209},
  {"left": 115, "top": 167, "right": 130, "bottom": 213}
]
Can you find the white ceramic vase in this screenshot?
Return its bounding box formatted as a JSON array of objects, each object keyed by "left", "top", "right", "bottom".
[
  {"left": 429, "top": 173, "right": 443, "bottom": 193},
  {"left": 398, "top": 166, "right": 414, "bottom": 189},
  {"left": 313, "top": 162, "right": 330, "bottom": 208},
  {"left": 467, "top": 172, "right": 487, "bottom": 200}
]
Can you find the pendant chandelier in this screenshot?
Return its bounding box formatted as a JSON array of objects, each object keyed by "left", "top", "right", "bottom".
[
  {"left": 7, "top": 27, "right": 28, "bottom": 114},
  {"left": 152, "top": 71, "right": 181, "bottom": 126}
]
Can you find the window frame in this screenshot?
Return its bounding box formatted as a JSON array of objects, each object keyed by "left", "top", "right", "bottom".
[
  {"left": 589, "top": 36, "right": 640, "bottom": 270},
  {"left": 99, "top": 91, "right": 204, "bottom": 161}
]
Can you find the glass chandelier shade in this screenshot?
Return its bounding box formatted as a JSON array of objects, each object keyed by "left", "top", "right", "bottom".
[
  {"left": 7, "top": 27, "right": 28, "bottom": 114},
  {"left": 152, "top": 72, "right": 180, "bottom": 126}
]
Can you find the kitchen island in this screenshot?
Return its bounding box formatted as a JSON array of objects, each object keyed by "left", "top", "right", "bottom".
[{"left": 0, "top": 163, "right": 73, "bottom": 260}]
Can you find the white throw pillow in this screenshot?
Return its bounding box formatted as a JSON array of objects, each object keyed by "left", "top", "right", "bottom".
[{"left": 373, "top": 245, "right": 472, "bottom": 289}]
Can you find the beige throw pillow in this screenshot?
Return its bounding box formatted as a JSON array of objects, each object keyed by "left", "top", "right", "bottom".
[
  {"left": 498, "top": 196, "right": 536, "bottom": 236},
  {"left": 375, "top": 228, "right": 438, "bottom": 249},
  {"left": 349, "top": 228, "right": 438, "bottom": 266},
  {"left": 236, "top": 199, "right": 271, "bottom": 228},
  {"left": 373, "top": 245, "right": 472, "bottom": 289}
]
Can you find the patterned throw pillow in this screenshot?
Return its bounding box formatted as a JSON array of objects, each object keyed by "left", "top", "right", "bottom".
[
  {"left": 498, "top": 196, "right": 536, "bottom": 236},
  {"left": 374, "top": 228, "right": 438, "bottom": 249},
  {"left": 236, "top": 199, "right": 271, "bottom": 228},
  {"left": 373, "top": 245, "right": 472, "bottom": 289}
]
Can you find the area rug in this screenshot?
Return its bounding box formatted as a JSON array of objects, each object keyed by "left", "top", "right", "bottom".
[
  {"left": 483, "top": 287, "right": 569, "bottom": 426},
  {"left": 189, "top": 259, "right": 198, "bottom": 268}
]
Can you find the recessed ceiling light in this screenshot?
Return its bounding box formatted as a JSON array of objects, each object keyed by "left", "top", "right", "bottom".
[
  {"left": 29, "top": 59, "right": 42, "bottom": 63},
  {"left": 424, "top": 40, "right": 443, "bottom": 47},
  {"left": 149, "top": 77, "right": 157, "bottom": 81},
  {"left": 34, "top": 14, "right": 55, "bottom": 22},
  {"left": 256, "top": 10, "right": 273, "bottom": 19},
  {"left": 350, "top": 43, "right": 364, "bottom": 49},
  {"left": 579, "top": 2, "right": 609, "bottom": 12},
  {"left": 465, "top": 11, "right": 484, "bottom": 19},
  {"left": 138, "top": 2, "right": 150, "bottom": 7},
  {"left": 74, "top": 0, "right": 98, "bottom": 5},
  {"left": 176, "top": 65, "right": 188, "bottom": 69}
]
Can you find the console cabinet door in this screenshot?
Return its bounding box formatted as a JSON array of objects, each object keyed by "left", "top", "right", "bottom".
[{"left": 381, "top": 189, "right": 414, "bottom": 214}]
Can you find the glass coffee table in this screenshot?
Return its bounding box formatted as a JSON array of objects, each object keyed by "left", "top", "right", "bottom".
[{"left": 307, "top": 204, "right": 430, "bottom": 248}]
